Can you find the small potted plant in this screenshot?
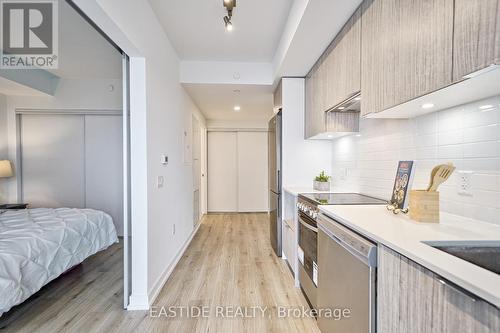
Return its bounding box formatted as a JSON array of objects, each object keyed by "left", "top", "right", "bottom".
[{"left": 314, "top": 171, "right": 331, "bottom": 191}]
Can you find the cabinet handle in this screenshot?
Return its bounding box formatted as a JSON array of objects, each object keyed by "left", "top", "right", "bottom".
[{"left": 437, "top": 278, "right": 477, "bottom": 303}]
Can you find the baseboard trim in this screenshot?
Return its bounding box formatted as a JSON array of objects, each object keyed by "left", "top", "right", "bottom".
[
  {"left": 127, "top": 294, "right": 149, "bottom": 311},
  {"left": 147, "top": 219, "right": 202, "bottom": 306}
]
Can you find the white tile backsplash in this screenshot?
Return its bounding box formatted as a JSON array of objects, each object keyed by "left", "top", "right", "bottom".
[{"left": 331, "top": 96, "right": 500, "bottom": 225}]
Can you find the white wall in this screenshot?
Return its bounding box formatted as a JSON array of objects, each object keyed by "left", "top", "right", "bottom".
[
  {"left": 72, "top": 0, "right": 207, "bottom": 309},
  {"left": 281, "top": 78, "right": 332, "bottom": 188},
  {"left": 331, "top": 96, "right": 500, "bottom": 226}
]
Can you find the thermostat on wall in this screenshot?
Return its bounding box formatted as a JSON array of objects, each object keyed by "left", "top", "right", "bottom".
[{"left": 161, "top": 155, "right": 168, "bottom": 165}]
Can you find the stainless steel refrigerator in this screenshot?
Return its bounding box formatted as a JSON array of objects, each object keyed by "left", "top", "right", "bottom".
[{"left": 268, "top": 111, "right": 282, "bottom": 257}]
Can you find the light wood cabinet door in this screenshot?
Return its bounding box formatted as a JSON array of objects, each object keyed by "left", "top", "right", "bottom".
[
  {"left": 453, "top": 0, "right": 500, "bottom": 81},
  {"left": 361, "top": 0, "right": 454, "bottom": 116},
  {"left": 325, "top": 7, "right": 361, "bottom": 110},
  {"left": 497, "top": 4, "right": 500, "bottom": 64},
  {"left": 304, "top": 6, "right": 361, "bottom": 138},
  {"left": 305, "top": 60, "right": 326, "bottom": 139},
  {"left": 378, "top": 245, "right": 500, "bottom": 332}
]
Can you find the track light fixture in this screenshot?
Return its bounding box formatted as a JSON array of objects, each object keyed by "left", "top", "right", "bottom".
[{"left": 223, "top": 0, "right": 236, "bottom": 31}]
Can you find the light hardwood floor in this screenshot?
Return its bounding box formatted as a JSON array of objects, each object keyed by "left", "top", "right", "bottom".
[{"left": 0, "top": 213, "right": 320, "bottom": 333}]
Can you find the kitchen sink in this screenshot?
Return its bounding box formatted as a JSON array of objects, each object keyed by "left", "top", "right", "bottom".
[{"left": 423, "top": 241, "right": 500, "bottom": 275}]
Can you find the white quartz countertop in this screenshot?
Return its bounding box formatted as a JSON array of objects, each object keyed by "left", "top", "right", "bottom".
[
  {"left": 318, "top": 205, "right": 500, "bottom": 308},
  {"left": 283, "top": 186, "right": 335, "bottom": 196}
]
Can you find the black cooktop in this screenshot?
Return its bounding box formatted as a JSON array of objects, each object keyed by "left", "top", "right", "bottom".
[{"left": 299, "top": 193, "right": 387, "bottom": 206}]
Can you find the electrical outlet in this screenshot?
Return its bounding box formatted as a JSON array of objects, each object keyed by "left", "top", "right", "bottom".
[{"left": 458, "top": 171, "right": 473, "bottom": 196}]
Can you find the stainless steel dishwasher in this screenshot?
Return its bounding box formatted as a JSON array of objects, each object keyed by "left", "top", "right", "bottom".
[{"left": 317, "top": 213, "right": 377, "bottom": 333}]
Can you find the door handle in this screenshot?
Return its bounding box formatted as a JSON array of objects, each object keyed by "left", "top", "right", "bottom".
[{"left": 299, "top": 218, "right": 318, "bottom": 233}]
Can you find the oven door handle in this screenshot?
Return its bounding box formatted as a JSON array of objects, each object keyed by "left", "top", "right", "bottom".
[{"left": 299, "top": 218, "right": 318, "bottom": 233}]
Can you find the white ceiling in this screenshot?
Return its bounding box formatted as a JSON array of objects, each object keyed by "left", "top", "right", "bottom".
[
  {"left": 148, "top": 0, "right": 361, "bottom": 122},
  {"left": 148, "top": 0, "right": 293, "bottom": 62},
  {"left": 49, "top": 0, "right": 122, "bottom": 79},
  {"left": 183, "top": 83, "right": 273, "bottom": 122}
]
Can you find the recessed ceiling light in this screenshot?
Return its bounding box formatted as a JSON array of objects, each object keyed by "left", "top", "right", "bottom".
[
  {"left": 479, "top": 104, "right": 493, "bottom": 110},
  {"left": 354, "top": 97, "right": 361, "bottom": 101},
  {"left": 327, "top": 134, "right": 333, "bottom": 138},
  {"left": 338, "top": 106, "right": 345, "bottom": 110},
  {"left": 233, "top": 105, "right": 241, "bottom": 111},
  {"left": 421, "top": 103, "right": 435, "bottom": 109}
]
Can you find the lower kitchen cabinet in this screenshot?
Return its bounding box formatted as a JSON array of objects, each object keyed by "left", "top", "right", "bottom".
[
  {"left": 378, "top": 245, "right": 500, "bottom": 332},
  {"left": 282, "top": 219, "right": 296, "bottom": 275}
]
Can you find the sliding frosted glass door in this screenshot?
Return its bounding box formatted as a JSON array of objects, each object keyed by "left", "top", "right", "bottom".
[
  {"left": 207, "top": 131, "right": 238, "bottom": 212},
  {"left": 237, "top": 132, "right": 268, "bottom": 212},
  {"left": 207, "top": 131, "right": 269, "bottom": 213},
  {"left": 21, "top": 114, "right": 86, "bottom": 208},
  {"left": 20, "top": 113, "right": 123, "bottom": 235},
  {"left": 84, "top": 115, "right": 123, "bottom": 235}
]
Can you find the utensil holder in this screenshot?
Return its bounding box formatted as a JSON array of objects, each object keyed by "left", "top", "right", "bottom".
[{"left": 409, "top": 190, "right": 439, "bottom": 223}]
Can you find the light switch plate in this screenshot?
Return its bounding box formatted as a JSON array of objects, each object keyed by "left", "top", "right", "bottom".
[{"left": 157, "top": 176, "right": 165, "bottom": 188}]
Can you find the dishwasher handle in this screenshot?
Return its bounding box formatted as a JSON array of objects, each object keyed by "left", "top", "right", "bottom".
[{"left": 318, "top": 214, "right": 377, "bottom": 267}]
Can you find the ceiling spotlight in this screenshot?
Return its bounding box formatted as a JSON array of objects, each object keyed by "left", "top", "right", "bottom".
[
  {"left": 223, "top": 0, "right": 236, "bottom": 11},
  {"left": 223, "top": 0, "right": 236, "bottom": 31},
  {"left": 224, "top": 16, "right": 233, "bottom": 31},
  {"left": 234, "top": 105, "right": 241, "bottom": 111},
  {"left": 479, "top": 104, "right": 493, "bottom": 110},
  {"left": 421, "top": 103, "right": 434, "bottom": 109}
]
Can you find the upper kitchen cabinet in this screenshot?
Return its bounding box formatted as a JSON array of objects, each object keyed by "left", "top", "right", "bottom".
[
  {"left": 305, "top": 7, "right": 361, "bottom": 139},
  {"left": 324, "top": 7, "right": 362, "bottom": 110},
  {"left": 453, "top": 0, "right": 500, "bottom": 81},
  {"left": 305, "top": 57, "right": 327, "bottom": 138},
  {"left": 361, "top": 0, "right": 454, "bottom": 117}
]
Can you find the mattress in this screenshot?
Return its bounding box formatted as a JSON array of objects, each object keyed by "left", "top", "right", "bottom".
[{"left": 0, "top": 208, "right": 118, "bottom": 316}]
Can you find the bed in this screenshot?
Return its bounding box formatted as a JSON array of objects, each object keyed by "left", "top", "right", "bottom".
[{"left": 0, "top": 208, "right": 118, "bottom": 316}]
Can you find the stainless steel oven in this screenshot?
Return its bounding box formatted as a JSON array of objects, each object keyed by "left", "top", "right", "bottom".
[
  {"left": 298, "top": 210, "right": 318, "bottom": 308},
  {"left": 297, "top": 193, "right": 385, "bottom": 310}
]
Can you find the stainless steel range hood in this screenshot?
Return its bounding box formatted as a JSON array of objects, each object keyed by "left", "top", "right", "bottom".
[
  {"left": 328, "top": 91, "right": 361, "bottom": 113},
  {"left": 308, "top": 92, "right": 361, "bottom": 140}
]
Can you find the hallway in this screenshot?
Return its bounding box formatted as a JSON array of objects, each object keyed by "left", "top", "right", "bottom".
[{"left": 0, "top": 213, "right": 320, "bottom": 333}]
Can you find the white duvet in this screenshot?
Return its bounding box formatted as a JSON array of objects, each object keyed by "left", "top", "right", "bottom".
[{"left": 0, "top": 208, "right": 118, "bottom": 316}]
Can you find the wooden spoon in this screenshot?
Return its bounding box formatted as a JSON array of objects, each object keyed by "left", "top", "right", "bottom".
[{"left": 428, "top": 163, "right": 456, "bottom": 191}]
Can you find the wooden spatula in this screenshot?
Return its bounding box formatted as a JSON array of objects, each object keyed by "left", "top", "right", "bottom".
[
  {"left": 426, "top": 165, "right": 441, "bottom": 191},
  {"left": 428, "top": 163, "right": 456, "bottom": 191}
]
